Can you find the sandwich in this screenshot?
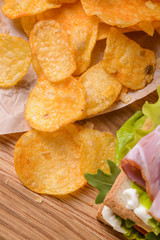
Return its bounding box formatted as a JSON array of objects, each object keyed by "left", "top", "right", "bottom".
[{"left": 85, "top": 87, "right": 160, "bottom": 239}]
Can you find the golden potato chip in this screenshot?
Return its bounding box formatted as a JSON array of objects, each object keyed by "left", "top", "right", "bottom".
[
  {"left": 32, "top": 54, "right": 42, "bottom": 76},
  {"left": 80, "top": 128, "right": 116, "bottom": 175},
  {"left": 37, "top": 2, "right": 99, "bottom": 75},
  {"left": 97, "top": 22, "right": 154, "bottom": 41},
  {"left": 102, "top": 28, "right": 155, "bottom": 90},
  {"left": 0, "top": 33, "right": 32, "bottom": 88},
  {"left": 152, "top": 20, "right": 160, "bottom": 34},
  {"left": 81, "top": 0, "right": 160, "bottom": 28},
  {"left": 29, "top": 20, "right": 76, "bottom": 82},
  {"left": 1, "top": 0, "right": 61, "bottom": 19},
  {"left": 21, "top": 16, "right": 37, "bottom": 37},
  {"left": 58, "top": 0, "right": 77, "bottom": 2},
  {"left": 79, "top": 62, "right": 122, "bottom": 117},
  {"left": 36, "top": 8, "right": 57, "bottom": 21},
  {"left": 14, "top": 126, "right": 87, "bottom": 195},
  {"left": 53, "top": 2, "right": 99, "bottom": 76},
  {"left": 136, "top": 21, "right": 154, "bottom": 36},
  {"left": 116, "top": 87, "right": 131, "bottom": 104},
  {"left": 119, "top": 92, "right": 132, "bottom": 104},
  {"left": 25, "top": 75, "right": 86, "bottom": 132},
  {"left": 97, "top": 23, "right": 111, "bottom": 41}
]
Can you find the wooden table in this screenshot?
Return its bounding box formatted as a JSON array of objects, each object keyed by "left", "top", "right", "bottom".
[{"left": 0, "top": 91, "right": 158, "bottom": 240}]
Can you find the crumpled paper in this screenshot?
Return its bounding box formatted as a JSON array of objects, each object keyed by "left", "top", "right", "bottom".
[{"left": 0, "top": 2, "right": 160, "bottom": 134}]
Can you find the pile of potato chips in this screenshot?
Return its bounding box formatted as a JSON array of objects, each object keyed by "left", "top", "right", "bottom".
[
  {"left": 1, "top": 0, "right": 160, "bottom": 194},
  {"left": 14, "top": 123, "right": 116, "bottom": 194}
]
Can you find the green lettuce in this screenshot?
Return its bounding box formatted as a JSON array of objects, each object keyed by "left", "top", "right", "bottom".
[
  {"left": 115, "top": 86, "right": 160, "bottom": 166},
  {"left": 115, "top": 111, "right": 146, "bottom": 165},
  {"left": 146, "top": 232, "right": 160, "bottom": 239},
  {"left": 116, "top": 216, "right": 145, "bottom": 239},
  {"left": 131, "top": 183, "right": 152, "bottom": 210},
  {"left": 119, "top": 216, "right": 160, "bottom": 239},
  {"left": 132, "top": 183, "right": 160, "bottom": 236},
  {"left": 116, "top": 214, "right": 160, "bottom": 239},
  {"left": 143, "top": 87, "right": 160, "bottom": 129},
  {"left": 148, "top": 219, "right": 160, "bottom": 236}
]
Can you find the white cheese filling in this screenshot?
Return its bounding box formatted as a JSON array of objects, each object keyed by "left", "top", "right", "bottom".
[
  {"left": 123, "top": 188, "right": 151, "bottom": 225},
  {"left": 102, "top": 205, "right": 126, "bottom": 234},
  {"left": 123, "top": 188, "right": 139, "bottom": 210}
]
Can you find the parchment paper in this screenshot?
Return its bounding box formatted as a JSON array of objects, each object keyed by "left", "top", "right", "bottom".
[{"left": 0, "top": 2, "right": 160, "bottom": 134}]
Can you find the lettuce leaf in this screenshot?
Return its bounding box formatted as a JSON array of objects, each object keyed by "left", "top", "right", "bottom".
[
  {"left": 143, "top": 86, "right": 160, "bottom": 129},
  {"left": 115, "top": 111, "right": 146, "bottom": 165},
  {"left": 131, "top": 183, "right": 152, "bottom": 210},
  {"left": 116, "top": 216, "right": 145, "bottom": 239},
  {"left": 146, "top": 232, "right": 160, "bottom": 240},
  {"left": 115, "top": 86, "right": 160, "bottom": 165},
  {"left": 147, "top": 218, "right": 160, "bottom": 236},
  {"left": 132, "top": 183, "right": 160, "bottom": 235}
]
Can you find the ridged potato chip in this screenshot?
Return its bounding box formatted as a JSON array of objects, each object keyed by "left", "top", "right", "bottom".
[
  {"left": 81, "top": 0, "right": 160, "bottom": 28},
  {"left": 0, "top": 33, "right": 32, "bottom": 87},
  {"left": 102, "top": 28, "right": 155, "bottom": 90},
  {"left": 14, "top": 126, "right": 87, "bottom": 195},
  {"left": 37, "top": 2, "right": 99, "bottom": 75},
  {"left": 21, "top": 16, "right": 37, "bottom": 37},
  {"left": 79, "top": 63, "right": 122, "bottom": 117},
  {"left": 1, "top": 0, "right": 61, "bottom": 19},
  {"left": 25, "top": 75, "right": 86, "bottom": 132},
  {"left": 29, "top": 20, "right": 76, "bottom": 82},
  {"left": 80, "top": 128, "right": 116, "bottom": 175}
]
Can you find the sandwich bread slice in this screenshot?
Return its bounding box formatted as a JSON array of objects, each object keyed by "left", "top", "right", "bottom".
[{"left": 98, "top": 171, "right": 151, "bottom": 233}]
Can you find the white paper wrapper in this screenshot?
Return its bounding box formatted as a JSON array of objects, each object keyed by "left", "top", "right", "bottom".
[{"left": 0, "top": 2, "right": 160, "bottom": 134}]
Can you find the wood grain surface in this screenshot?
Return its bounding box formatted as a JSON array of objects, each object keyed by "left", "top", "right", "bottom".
[{"left": 0, "top": 91, "right": 158, "bottom": 240}]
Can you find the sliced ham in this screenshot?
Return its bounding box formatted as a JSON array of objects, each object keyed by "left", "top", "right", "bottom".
[{"left": 121, "top": 125, "right": 160, "bottom": 201}]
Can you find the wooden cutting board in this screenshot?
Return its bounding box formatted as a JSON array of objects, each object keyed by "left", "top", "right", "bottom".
[{"left": 0, "top": 91, "right": 158, "bottom": 240}]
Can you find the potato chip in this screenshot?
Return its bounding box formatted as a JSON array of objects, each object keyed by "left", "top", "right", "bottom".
[
  {"left": 0, "top": 33, "right": 32, "bottom": 88},
  {"left": 53, "top": 2, "right": 99, "bottom": 76},
  {"left": 32, "top": 54, "right": 42, "bottom": 76},
  {"left": 1, "top": 0, "right": 61, "bottom": 19},
  {"left": 80, "top": 128, "right": 116, "bottom": 175},
  {"left": 21, "top": 16, "right": 37, "bottom": 37},
  {"left": 37, "top": 2, "right": 99, "bottom": 75},
  {"left": 36, "top": 8, "right": 57, "bottom": 21},
  {"left": 97, "top": 22, "right": 154, "bottom": 41},
  {"left": 97, "top": 23, "right": 111, "bottom": 41},
  {"left": 58, "top": 0, "right": 77, "bottom": 2},
  {"left": 81, "top": 0, "right": 160, "bottom": 28},
  {"left": 136, "top": 21, "right": 154, "bottom": 36},
  {"left": 152, "top": 20, "right": 160, "bottom": 34},
  {"left": 98, "top": 23, "right": 134, "bottom": 41},
  {"left": 29, "top": 20, "right": 76, "bottom": 82},
  {"left": 102, "top": 28, "right": 155, "bottom": 90},
  {"left": 79, "top": 62, "right": 122, "bottom": 117},
  {"left": 25, "top": 75, "right": 86, "bottom": 132},
  {"left": 14, "top": 126, "right": 87, "bottom": 195},
  {"left": 116, "top": 87, "right": 131, "bottom": 104},
  {"left": 119, "top": 92, "right": 132, "bottom": 104}
]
